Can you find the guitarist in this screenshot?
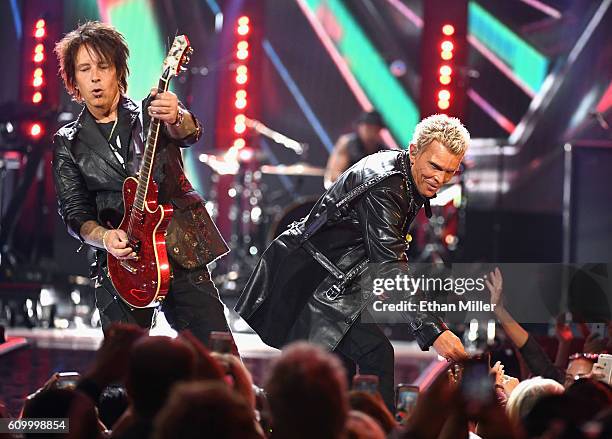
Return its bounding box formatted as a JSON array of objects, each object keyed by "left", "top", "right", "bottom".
[{"left": 52, "top": 21, "right": 232, "bottom": 346}]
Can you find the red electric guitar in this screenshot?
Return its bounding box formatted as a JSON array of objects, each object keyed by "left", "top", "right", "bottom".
[{"left": 107, "top": 35, "right": 193, "bottom": 308}]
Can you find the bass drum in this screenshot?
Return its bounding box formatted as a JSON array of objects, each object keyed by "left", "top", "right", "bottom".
[{"left": 266, "top": 196, "right": 319, "bottom": 243}]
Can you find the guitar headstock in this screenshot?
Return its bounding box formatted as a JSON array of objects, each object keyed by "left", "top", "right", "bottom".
[{"left": 162, "top": 35, "right": 193, "bottom": 78}]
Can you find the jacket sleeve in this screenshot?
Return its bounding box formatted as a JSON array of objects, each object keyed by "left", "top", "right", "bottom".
[
  {"left": 355, "top": 176, "right": 448, "bottom": 350},
  {"left": 518, "top": 335, "right": 565, "bottom": 384},
  {"left": 142, "top": 95, "right": 203, "bottom": 147},
  {"left": 52, "top": 135, "right": 98, "bottom": 242}
]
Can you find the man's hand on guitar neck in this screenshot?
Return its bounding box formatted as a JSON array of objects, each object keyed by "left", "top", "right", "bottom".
[{"left": 80, "top": 220, "right": 136, "bottom": 259}]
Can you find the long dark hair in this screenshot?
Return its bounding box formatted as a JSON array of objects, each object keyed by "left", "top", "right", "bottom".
[{"left": 54, "top": 21, "right": 129, "bottom": 102}]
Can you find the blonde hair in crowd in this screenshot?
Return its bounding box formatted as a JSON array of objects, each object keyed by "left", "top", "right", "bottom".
[{"left": 410, "top": 114, "right": 470, "bottom": 155}]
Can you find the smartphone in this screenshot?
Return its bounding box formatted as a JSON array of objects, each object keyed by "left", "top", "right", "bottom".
[
  {"left": 589, "top": 323, "right": 608, "bottom": 339},
  {"left": 459, "top": 359, "right": 495, "bottom": 409},
  {"left": 352, "top": 374, "right": 379, "bottom": 395},
  {"left": 596, "top": 354, "right": 612, "bottom": 385},
  {"left": 396, "top": 384, "right": 419, "bottom": 413},
  {"left": 56, "top": 372, "right": 80, "bottom": 389},
  {"left": 209, "top": 331, "right": 234, "bottom": 354}
]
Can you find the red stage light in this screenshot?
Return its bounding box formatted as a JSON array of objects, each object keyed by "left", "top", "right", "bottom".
[
  {"left": 32, "top": 92, "right": 43, "bottom": 103},
  {"left": 33, "top": 53, "right": 45, "bottom": 63},
  {"left": 442, "top": 24, "right": 455, "bottom": 36},
  {"left": 35, "top": 27, "right": 46, "bottom": 39},
  {"left": 438, "top": 89, "right": 451, "bottom": 101},
  {"left": 34, "top": 67, "right": 43, "bottom": 77},
  {"left": 238, "top": 16, "right": 250, "bottom": 26},
  {"left": 237, "top": 24, "right": 250, "bottom": 36},
  {"left": 236, "top": 90, "right": 247, "bottom": 99},
  {"left": 236, "top": 73, "right": 248, "bottom": 85},
  {"left": 235, "top": 98, "right": 247, "bottom": 110},
  {"left": 233, "top": 138, "right": 246, "bottom": 149},
  {"left": 437, "top": 100, "right": 450, "bottom": 110},
  {"left": 439, "top": 65, "right": 452, "bottom": 76},
  {"left": 441, "top": 50, "right": 453, "bottom": 60},
  {"left": 34, "top": 43, "right": 44, "bottom": 53},
  {"left": 35, "top": 19, "right": 46, "bottom": 29},
  {"left": 234, "top": 123, "right": 246, "bottom": 134},
  {"left": 236, "top": 65, "right": 248, "bottom": 75},
  {"left": 237, "top": 41, "right": 249, "bottom": 51},
  {"left": 32, "top": 76, "right": 44, "bottom": 87},
  {"left": 29, "top": 123, "right": 43, "bottom": 137},
  {"left": 439, "top": 75, "right": 451, "bottom": 85},
  {"left": 236, "top": 49, "right": 249, "bottom": 60},
  {"left": 441, "top": 41, "right": 454, "bottom": 52}
]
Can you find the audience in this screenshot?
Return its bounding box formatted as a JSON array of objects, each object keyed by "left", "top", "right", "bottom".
[
  {"left": 265, "top": 342, "right": 349, "bottom": 439},
  {"left": 5, "top": 284, "right": 611, "bottom": 439},
  {"left": 153, "top": 381, "right": 263, "bottom": 439}
]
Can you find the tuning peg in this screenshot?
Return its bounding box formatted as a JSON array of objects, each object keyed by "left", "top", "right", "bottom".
[
  {"left": 183, "top": 56, "right": 191, "bottom": 64},
  {"left": 186, "top": 47, "right": 194, "bottom": 55}
]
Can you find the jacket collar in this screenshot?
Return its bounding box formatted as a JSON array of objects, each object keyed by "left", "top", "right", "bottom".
[
  {"left": 399, "top": 150, "right": 433, "bottom": 218},
  {"left": 71, "top": 96, "right": 141, "bottom": 177}
]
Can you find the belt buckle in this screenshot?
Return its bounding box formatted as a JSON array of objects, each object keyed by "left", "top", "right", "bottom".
[{"left": 325, "top": 284, "right": 343, "bottom": 301}]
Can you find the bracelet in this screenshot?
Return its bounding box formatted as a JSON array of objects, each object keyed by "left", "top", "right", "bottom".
[
  {"left": 102, "top": 230, "right": 111, "bottom": 252},
  {"left": 172, "top": 107, "right": 185, "bottom": 126}
]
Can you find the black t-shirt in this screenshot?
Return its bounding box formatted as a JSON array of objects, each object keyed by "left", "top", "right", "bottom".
[{"left": 95, "top": 108, "right": 132, "bottom": 167}]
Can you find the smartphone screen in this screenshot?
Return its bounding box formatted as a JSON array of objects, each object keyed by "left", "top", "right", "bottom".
[
  {"left": 597, "top": 354, "right": 612, "bottom": 385},
  {"left": 352, "top": 374, "right": 379, "bottom": 395},
  {"left": 396, "top": 384, "right": 419, "bottom": 412},
  {"left": 209, "top": 331, "right": 234, "bottom": 354}
]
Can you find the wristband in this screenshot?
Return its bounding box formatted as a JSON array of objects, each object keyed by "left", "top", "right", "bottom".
[
  {"left": 102, "top": 230, "right": 111, "bottom": 252},
  {"left": 172, "top": 107, "right": 185, "bottom": 126}
]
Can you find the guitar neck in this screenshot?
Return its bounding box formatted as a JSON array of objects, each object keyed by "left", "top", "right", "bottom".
[{"left": 133, "top": 76, "right": 171, "bottom": 211}]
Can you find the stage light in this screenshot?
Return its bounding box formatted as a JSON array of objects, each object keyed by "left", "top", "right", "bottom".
[
  {"left": 32, "top": 92, "right": 42, "bottom": 103},
  {"left": 29, "top": 123, "right": 43, "bottom": 138},
  {"left": 235, "top": 98, "right": 247, "bottom": 109},
  {"left": 237, "top": 24, "right": 250, "bottom": 36},
  {"left": 439, "top": 65, "right": 452, "bottom": 76},
  {"left": 35, "top": 27, "right": 46, "bottom": 39},
  {"left": 35, "top": 19, "right": 46, "bottom": 29},
  {"left": 437, "top": 100, "right": 450, "bottom": 110},
  {"left": 239, "top": 147, "right": 254, "bottom": 162},
  {"left": 236, "top": 73, "right": 248, "bottom": 85},
  {"left": 238, "top": 16, "right": 250, "bottom": 26},
  {"left": 235, "top": 114, "right": 246, "bottom": 124},
  {"left": 441, "top": 50, "right": 453, "bottom": 61},
  {"left": 234, "top": 122, "right": 246, "bottom": 134},
  {"left": 439, "top": 75, "right": 451, "bottom": 85},
  {"left": 236, "top": 90, "right": 247, "bottom": 99},
  {"left": 438, "top": 89, "right": 451, "bottom": 101},
  {"left": 233, "top": 138, "right": 246, "bottom": 148},
  {"left": 442, "top": 24, "right": 455, "bottom": 36},
  {"left": 236, "top": 49, "right": 249, "bottom": 60},
  {"left": 34, "top": 67, "right": 43, "bottom": 77},
  {"left": 237, "top": 41, "right": 249, "bottom": 51},
  {"left": 441, "top": 41, "right": 454, "bottom": 52},
  {"left": 236, "top": 65, "right": 248, "bottom": 75},
  {"left": 32, "top": 76, "right": 43, "bottom": 87}
]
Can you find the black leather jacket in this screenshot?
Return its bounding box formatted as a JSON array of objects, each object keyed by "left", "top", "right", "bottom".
[
  {"left": 235, "top": 150, "right": 448, "bottom": 351},
  {"left": 52, "top": 96, "right": 228, "bottom": 272}
]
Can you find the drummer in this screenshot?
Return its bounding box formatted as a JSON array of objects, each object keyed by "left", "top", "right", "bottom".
[{"left": 324, "top": 110, "right": 391, "bottom": 188}]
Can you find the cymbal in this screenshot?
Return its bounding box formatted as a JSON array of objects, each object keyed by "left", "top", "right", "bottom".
[{"left": 259, "top": 162, "right": 325, "bottom": 177}]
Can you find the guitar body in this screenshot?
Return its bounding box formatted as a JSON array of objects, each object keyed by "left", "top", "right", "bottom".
[{"left": 107, "top": 176, "right": 173, "bottom": 308}]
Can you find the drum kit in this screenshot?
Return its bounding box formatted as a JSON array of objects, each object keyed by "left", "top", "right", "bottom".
[{"left": 200, "top": 118, "right": 466, "bottom": 292}]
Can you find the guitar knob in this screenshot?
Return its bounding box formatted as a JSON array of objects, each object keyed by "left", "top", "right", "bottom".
[{"left": 187, "top": 47, "right": 194, "bottom": 55}]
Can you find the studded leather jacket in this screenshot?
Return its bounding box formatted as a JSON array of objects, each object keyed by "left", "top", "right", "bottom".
[
  {"left": 235, "top": 150, "right": 448, "bottom": 351},
  {"left": 52, "top": 96, "right": 228, "bottom": 274}
]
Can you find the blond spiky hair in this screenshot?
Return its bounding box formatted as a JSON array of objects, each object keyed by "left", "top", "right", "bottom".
[{"left": 410, "top": 114, "right": 470, "bottom": 155}]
